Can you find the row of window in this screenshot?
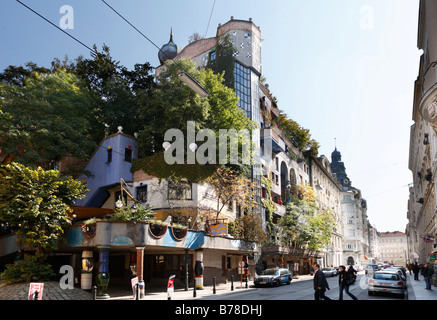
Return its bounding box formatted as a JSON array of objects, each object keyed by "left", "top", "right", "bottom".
[
  {"left": 126, "top": 181, "right": 193, "bottom": 204},
  {"left": 107, "top": 147, "right": 133, "bottom": 163},
  {"left": 234, "top": 62, "right": 252, "bottom": 119}
]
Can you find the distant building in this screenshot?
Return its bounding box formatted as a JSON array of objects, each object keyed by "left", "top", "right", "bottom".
[
  {"left": 378, "top": 232, "right": 408, "bottom": 265},
  {"left": 330, "top": 147, "right": 370, "bottom": 266}
]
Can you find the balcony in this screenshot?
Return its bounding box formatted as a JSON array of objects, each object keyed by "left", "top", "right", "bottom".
[
  {"left": 64, "top": 221, "right": 257, "bottom": 253},
  {"left": 274, "top": 203, "right": 286, "bottom": 217},
  {"left": 261, "top": 127, "right": 286, "bottom": 154}
]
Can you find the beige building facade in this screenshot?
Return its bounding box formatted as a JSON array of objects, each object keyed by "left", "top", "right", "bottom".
[
  {"left": 407, "top": 0, "right": 437, "bottom": 264},
  {"left": 378, "top": 232, "right": 408, "bottom": 265}
]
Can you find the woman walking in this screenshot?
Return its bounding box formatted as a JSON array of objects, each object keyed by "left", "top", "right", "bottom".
[{"left": 338, "top": 265, "right": 358, "bottom": 300}]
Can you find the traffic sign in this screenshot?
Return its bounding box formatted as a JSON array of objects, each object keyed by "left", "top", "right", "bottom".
[{"left": 424, "top": 234, "right": 435, "bottom": 243}]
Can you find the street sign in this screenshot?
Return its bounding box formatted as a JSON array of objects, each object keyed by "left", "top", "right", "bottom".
[
  {"left": 28, "top": 283, "right": 44, "bottom": 300},
  {"left": 131, "top": 277, "right": 138, "bottom": 299},
  {"left": 167, "top": 275, "right": 175, "bottom": 300},
  {"left": 424, "top": 234, "right": 435, "bottom": 243}
]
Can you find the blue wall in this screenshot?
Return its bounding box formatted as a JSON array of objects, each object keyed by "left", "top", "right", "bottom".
[{"left": 74, "top": 133, "right": 138, "bottom": 207}]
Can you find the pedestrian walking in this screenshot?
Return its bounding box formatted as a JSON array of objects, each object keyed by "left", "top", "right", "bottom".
[
  {"left": 407, "top": 263, "right": 412, "bottom": 275},
  {"left": 421, "top": 264, "right": 433, "bottom": 290},
  {"left": 347, "top": 264, "right": 357, "bottom": 284},
  {"left": 413, "top": 262, "right": 420, "bottom": 280},
  {"left": 338, "top": 265, "right": 357, "bottom": 300},
  {"left": 313, "top": 264, "right": 331, "bottom": 300}
]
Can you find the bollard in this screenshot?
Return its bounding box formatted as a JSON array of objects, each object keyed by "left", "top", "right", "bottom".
[
  {"left": 34, "top": 290, "right": 39, "bottom": 300},
  {"left": 231, "top": 275, "right": 234, "bottom": 291},
  {"left": 245, "top": 275, "right": 248, "bottom": 289},
  {"left": 93, "top": 286, "right": 97, "bottom": 300},
  {"left": 213, "top": 277, "right": 216, "bottom": 294},
  {"left": 136, "top": 283, "right": 139, "bottom": 300},
  {"left": 193, "top": 278, "right": 197, "bottom": 298}
]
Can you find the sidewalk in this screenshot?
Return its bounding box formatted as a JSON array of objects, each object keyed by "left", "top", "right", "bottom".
[
  {"left": 0, "top": 274, "right": 315, "bottom": 300},
  {"left": 106, "top": 274, "right": 316, "bottom": 301},
  {"left": 407, "top": 272, "right": 437, "bottom": 300}
]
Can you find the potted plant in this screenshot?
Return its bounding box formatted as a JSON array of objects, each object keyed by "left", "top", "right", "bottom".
[
  {"left": 171, "top": 223, "right": 188, "bottom": 240},
  {"left": 148, "top": 219, "right": 168, "bottom": 239},
  {"left": 81, "top": 218, "right": 97, "bottom": 239}
]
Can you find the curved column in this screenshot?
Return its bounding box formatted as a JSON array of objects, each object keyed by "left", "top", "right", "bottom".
[{"left": 194, "top": 249, "right": 204, "bottom": 290}]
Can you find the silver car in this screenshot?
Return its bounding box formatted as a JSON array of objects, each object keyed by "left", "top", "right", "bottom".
[
  {"left": 368, "top": 271, "right": 406, "bottom": 298},
  {"left": 322, "top": 267, "right": 337, "bottom": 277},
  {"left": 385, "top": 268, "right": 407, "bottom": 282}
]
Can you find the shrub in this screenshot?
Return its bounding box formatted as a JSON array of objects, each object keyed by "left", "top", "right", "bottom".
[{"left": 0, "top": 254, "right": 56, "bottom": 284}]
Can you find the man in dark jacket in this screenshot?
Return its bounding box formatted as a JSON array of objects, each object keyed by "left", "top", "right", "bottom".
[
  {"left": 313, "top": 264, "right": 331, "bottom": 300},
  {"left": 412, "top": 262, "right": 420, "bottom": 280},
  {"left": 421, "top": 264, "right": 433, "bottom": 290}
]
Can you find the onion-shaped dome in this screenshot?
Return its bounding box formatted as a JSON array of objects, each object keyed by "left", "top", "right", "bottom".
[
  {"left": 158, "top": 30, "right": 180, "bottom": 65},
  {"left": 331, "top": 147, "right": 342, "bottom": 162}
]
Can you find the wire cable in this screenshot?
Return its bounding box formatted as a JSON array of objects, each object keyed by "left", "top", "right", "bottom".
[
  {"left": 100, "top": 0, "right": 208, "bottom": 96},
  {"left": 205, "top": 0, "right": 216, "bottom": 37},
  {"left": 16, "top": 0, "right": 95, "bottom": 53},
  {"left": 101, "top": 0, "right": 162, "bottom": 54}
]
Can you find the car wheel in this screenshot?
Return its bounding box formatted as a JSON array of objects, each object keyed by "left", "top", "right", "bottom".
[{"left": 287, "top": 277, "right": 291, "bottom": 285}]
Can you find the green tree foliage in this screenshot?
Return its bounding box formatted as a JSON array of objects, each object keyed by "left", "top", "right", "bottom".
[
  {"left": 277, "top": 186, "right": 335, "bottom": 250},
  {"left": 274, "top": 112, "right": 320, "bottom": 155},
  {"left": 0, "top": 68, "right": 96, "bottom": 171},
  {"left": 228, "top": 212, "right": 266, "bottom": 244},
  {"left": 207, "top": 34, "right": 235, "bottom": 89},
  {"left": 75, "top": 44, "right": 155, "bottom": 138},
  {"left": 0, "top": 162, "right": 88, "bottom": 253},
  {"left": 133, "top": 59, "right": 255, "bottom": 182}
]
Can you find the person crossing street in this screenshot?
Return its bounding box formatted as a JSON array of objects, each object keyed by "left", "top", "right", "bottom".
[
  {"left": 338, "top": 265, "right": 358, "bottom": 300},
  {"left": 313, "top": 264, "right": 331, "bottom": 300}
]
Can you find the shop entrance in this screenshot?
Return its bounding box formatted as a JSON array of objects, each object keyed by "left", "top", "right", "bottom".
[{"left": 145, "top": 254, "right": 193, "bottom": 287}]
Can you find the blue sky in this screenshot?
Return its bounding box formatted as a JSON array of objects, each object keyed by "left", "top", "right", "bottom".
[{"left": 1, "top": 0, "right": 421, "bottom": 232}]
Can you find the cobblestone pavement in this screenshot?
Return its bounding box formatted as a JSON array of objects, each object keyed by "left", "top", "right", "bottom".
[{"left": 0, "top": 281, "right": 92, "bottom": 300}]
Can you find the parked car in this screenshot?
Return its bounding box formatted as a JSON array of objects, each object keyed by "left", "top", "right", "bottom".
[
  {"left": 368, "top": 271, "right": 406, "bottom": 298},
  {"left": 393, "top": 266, "right": 407, "bottom": 277},
  {"left": 385, "top": 268, "right": 407, "bottom": 282},
  {"left": 365, "top": 264, "right": 379, "bottom": 276},
  {"left": 322, "top": 267, "right": 337, "bottom": 277},
  {"left": 254, "top": 268, "right": 292, "bottom": 287}
]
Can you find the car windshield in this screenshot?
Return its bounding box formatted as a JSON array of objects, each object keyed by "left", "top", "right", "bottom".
[
  {"left": 322, "top": 268, "right": 331, "bottom": 271},
  {"left": 263, "top": 269, "right": 279, "bottom": 276},
  {"left": 374, "top": 273, "right": 399, "bottom": 281}
]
